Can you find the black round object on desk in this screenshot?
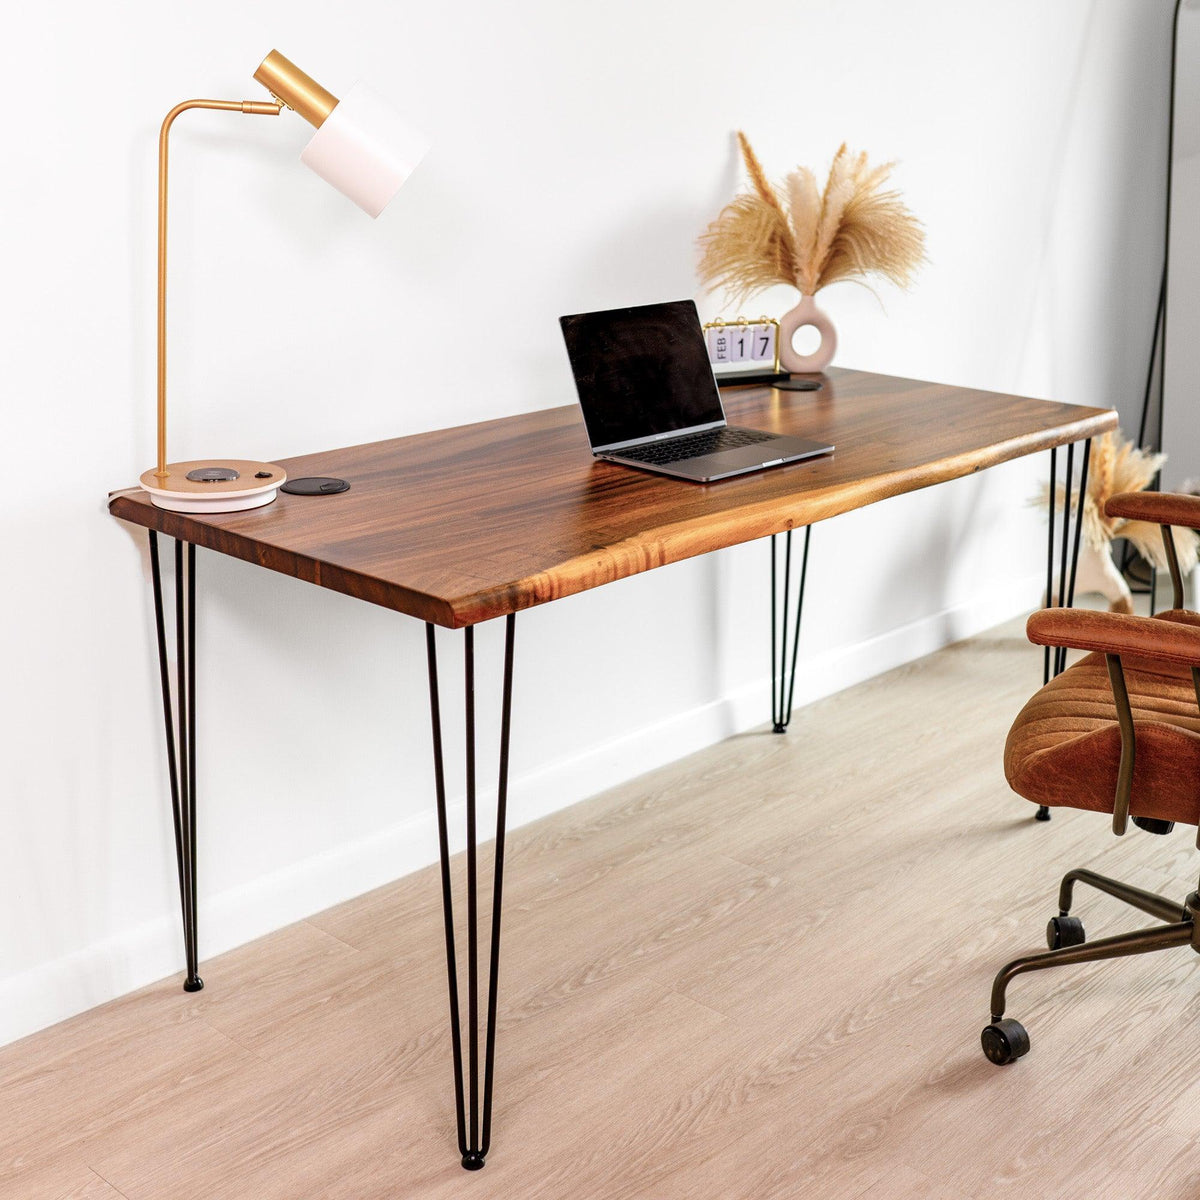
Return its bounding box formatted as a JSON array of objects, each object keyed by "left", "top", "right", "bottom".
[
  {"left": 774, "top": 378, "right": 823, "bottom": 392},
  {"left": 281, "top": 477, "right": 351, "bottom": 496}
]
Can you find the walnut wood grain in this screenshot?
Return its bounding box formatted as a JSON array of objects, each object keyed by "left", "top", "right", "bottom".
[{"left": 108, "top": 368, "right": 1117, "bottom": 628}]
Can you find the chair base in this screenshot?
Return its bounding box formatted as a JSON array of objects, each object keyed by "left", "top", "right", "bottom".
[{"left": 981, "top": 868, "right": 1200, "bottom": 1064}]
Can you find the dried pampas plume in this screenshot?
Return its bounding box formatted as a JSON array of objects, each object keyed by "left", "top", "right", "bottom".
[
  {"left": 1037, "top": 431, "right": 1199, "bottom": 573},
  {"left": 697, "top": 132, "right": 925, "bottom": 306}
]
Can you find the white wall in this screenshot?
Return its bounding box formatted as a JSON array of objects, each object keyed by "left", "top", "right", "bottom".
[{"left": 0, "top": 0, "right": 1174, "bottom": 1045}]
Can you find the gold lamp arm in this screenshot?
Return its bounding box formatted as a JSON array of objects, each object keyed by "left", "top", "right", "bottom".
[{"left": 154, "top": 99, "right": 282, "bottom": 481}]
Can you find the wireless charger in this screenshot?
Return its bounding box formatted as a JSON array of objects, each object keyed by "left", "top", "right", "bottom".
[{"left": 281, "top": 477, "right": 350, "bottom": 496}]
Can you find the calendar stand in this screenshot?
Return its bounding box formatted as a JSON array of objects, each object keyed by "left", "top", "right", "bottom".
[{"left": 715, "top": 368, "right": 792, "bottom": 387}]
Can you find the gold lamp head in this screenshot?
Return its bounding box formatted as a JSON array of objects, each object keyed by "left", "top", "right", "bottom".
[
  {"left": 253, "top": 50, "right": 338, "bottom": 128},
  {"left": 255, "top": 48, "right": 429, "bottom": 220}
]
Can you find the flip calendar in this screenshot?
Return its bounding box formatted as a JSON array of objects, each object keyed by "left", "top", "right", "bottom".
[{"left": 703, "top": 317, "right": 781, "bottom": 376}]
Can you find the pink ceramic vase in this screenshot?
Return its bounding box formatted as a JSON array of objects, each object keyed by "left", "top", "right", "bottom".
[{"left": 778, "top": 294, "right": 837, "bottom": 374}]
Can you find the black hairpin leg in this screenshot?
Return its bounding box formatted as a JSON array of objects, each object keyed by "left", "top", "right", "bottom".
[
  {"left": 148, "top": 531, "right": 203, "bottom": 992},
  {"left": 426, "top": 614, "right": 516, "bottom": 1171},
  {"left": 770, "top": 527, "right": 812, "bottom": 734},
  {"left": 1035, "top": 437, "right": 1092, "bottom": 822}
]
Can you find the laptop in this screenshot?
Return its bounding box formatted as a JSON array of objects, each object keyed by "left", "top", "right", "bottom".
[{"left": 559, "top": 299, "right": 833, "bottom": 482}]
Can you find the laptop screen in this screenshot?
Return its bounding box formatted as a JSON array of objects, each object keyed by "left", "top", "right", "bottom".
[{"left": 559, "top": 300, "right": 726, "bottom": 451}]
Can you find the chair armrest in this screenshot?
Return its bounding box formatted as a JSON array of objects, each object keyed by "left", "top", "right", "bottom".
[
  {"left": 1026, "top": 608, "right": 1200, "bottom": 668},
  {"left": 1105, "top": 490, "right": 1200, "bottom": 529}
]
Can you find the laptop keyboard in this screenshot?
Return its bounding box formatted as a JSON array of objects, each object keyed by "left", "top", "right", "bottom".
[{"left": 611, "top": 427, "right": 776, "bottom": 466}]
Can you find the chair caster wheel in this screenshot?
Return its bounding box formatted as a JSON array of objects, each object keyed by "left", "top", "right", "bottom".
[
  {"left": 981, "top": 1018, "right": 1030, "bottom": 1065},
  {"left": 1132, "top": 816, "right": 1175, "bottom": 835},
  {"left": 1046, "top": 915, "right": 1085, "bottom": 950}
]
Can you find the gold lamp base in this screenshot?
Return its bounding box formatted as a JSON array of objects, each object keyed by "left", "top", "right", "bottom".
[{"left": 139, "top": 459, "right": 286, "bottom": 513}]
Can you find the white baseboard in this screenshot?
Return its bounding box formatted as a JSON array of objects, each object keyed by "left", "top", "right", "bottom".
[{"left": 0, "top": 571, "right": 1042, "bottom": 1048}]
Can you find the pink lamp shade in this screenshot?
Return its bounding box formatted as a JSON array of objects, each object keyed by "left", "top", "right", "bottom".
[{"left": 299, "top": 82, "right": 429, "bottom": 217}]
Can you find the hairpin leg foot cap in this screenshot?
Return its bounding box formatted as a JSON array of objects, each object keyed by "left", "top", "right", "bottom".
[
  {"left": 461, "top": 1152, "right": 486, "bottom": 1171},
  {"left": 183, "top": 977, "right": 205, "bottom": 993}
]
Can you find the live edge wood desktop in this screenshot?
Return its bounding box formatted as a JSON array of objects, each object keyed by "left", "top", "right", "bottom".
[{"left": 108, "top": 367, "right": 1117, "bottom": 1170}]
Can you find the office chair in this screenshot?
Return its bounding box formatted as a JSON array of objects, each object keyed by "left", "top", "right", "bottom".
[{"left": 981, "top": 489, "right": 1200, "bottom": 1066}]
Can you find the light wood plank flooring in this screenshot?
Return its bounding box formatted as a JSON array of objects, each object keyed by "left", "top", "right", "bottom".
[{"left": 6, "top": 617, "right": 1200, "bottom": 1199}]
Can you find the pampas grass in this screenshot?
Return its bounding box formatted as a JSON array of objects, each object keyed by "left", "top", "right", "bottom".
[
  {"left": 698, "top": 132, "right": 925, "bottom": 305},
  {"left": 1038, "top": 431, "right": 1199, "bottom": 573}
]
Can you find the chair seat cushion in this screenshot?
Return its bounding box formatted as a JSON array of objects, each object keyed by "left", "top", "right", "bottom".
[{"left": 1005, "top": 610, "right": 1200, "bottom": 825}]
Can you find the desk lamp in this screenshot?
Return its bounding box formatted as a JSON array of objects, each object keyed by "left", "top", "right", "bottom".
[{"left": 140, "top": 50, "right": 427, "bottom": 513}]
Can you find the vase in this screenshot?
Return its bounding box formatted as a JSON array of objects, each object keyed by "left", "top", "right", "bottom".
[
  {"left": 777, "top": 294, "right": 837, "bottom": 374},
  {"left": 1059, "top": 543, "right": 1133, "bottom": 614}
]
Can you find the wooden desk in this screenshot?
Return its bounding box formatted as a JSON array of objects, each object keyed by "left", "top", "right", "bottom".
[{"left": 109, "top": 368, "right": 1116, "bottom": 1169}]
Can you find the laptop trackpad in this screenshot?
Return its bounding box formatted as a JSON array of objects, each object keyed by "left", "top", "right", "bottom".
[{"left": 709, "top": 436, "right": 830, "bottom": 471}]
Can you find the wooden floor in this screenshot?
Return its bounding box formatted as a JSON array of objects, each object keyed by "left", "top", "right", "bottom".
[{"left": 7, "top": 617, "right": 1200, "bottom": 1199}]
